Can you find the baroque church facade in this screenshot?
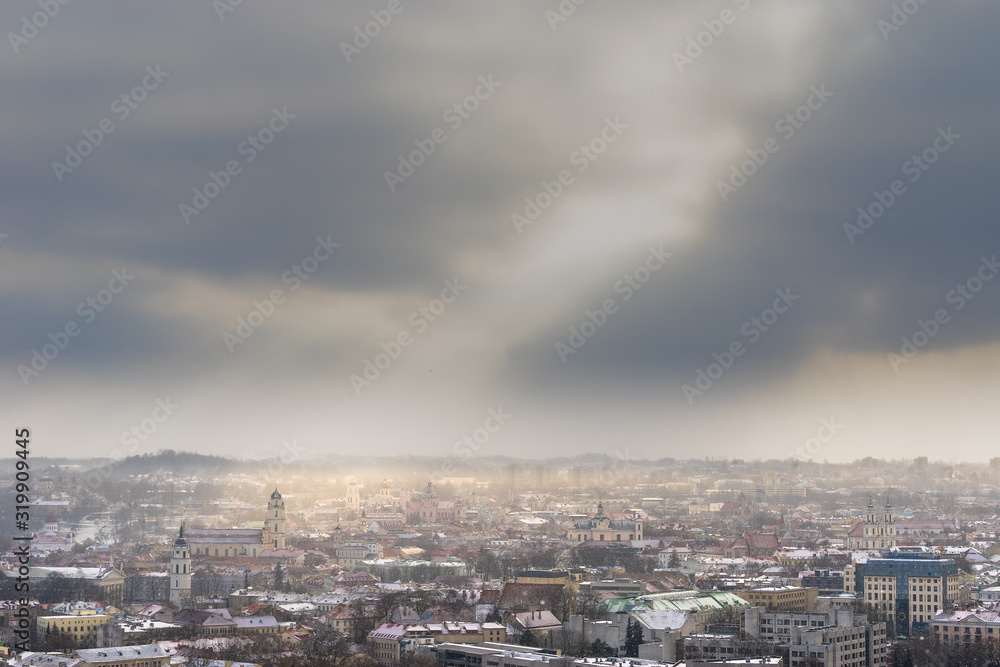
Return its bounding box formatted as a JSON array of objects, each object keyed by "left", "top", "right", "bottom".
[
  {"left": 567, "top": 501, "right": 643, "bottom": 542},
  {"left": 183, "top": 489, "right": 287, "bottom": 558},
  {"left": 846, "top": 497, "right": 896, "bottom": 550}
]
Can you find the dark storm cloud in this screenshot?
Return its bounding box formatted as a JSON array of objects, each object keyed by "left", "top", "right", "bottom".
[{"left": 3, "top": 0, "right": 999, "bottom": 459}]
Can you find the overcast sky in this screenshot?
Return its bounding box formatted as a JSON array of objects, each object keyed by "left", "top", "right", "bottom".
[{"left": 3, "top": 1, "right": 999, "bottom": 465}]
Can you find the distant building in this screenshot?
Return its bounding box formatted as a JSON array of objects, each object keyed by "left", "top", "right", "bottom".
[
  {"left": 724, "top": 533, "right": 779, "bottom": 558},
  {"left": 183, "top": 488, "right": 286, "bottom": 558},
  {"left": 845, "top": 498, "right": 896, "bottom": 550},
  {"left": 405, "top": 482, "right": 465, "bottom": 524},
  {"left": 18, "top": 567, "right": 126, "bottom": 602},
  {"left": 567, "top": 502, "right": 642, "bottom": 542},
  {"left": 736, "top": 586, "right": 818, "bottom": 612},
  {"left": 801, "top": 570, "right": 845, "bottom": 596}
]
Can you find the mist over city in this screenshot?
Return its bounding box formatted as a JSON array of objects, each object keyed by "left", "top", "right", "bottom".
[{"left": 4, "top": 1, "right": 1000, "bottom": 666}]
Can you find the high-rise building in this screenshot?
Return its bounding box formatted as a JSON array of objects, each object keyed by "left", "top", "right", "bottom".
[{"left": 859, "top": 553, "right": 959, "bottom": 635}]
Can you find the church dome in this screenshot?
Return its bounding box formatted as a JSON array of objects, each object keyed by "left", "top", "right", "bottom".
[{"left": 271, "top": 488, "right": 282, "bottom": 500}]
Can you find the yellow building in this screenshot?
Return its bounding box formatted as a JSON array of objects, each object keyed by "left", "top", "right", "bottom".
[
  {"left": 736, "top": 586, "right": 818, "bottom": 612},
  {"left": 38, "top": 613, "right": 111, "bottom": 647},
  {"left": 908, "top": 576, "right": 956, "bottom": 627}
]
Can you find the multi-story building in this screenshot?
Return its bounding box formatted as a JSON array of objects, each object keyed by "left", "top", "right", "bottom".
[
  {"left": 336, "top": 539, "right": 382, "bottom": 569},
  {"left": 802, "top": 570, "right": 845, "bottom": 596},
  {"left": 736, "top": 586, "right": 818, "bottom": 612},
  {"left": 787, "top": 620, "right": 888, "bottom": 667},
  {"left": 368, "top": 622, "right": 508, "bottom": 667},
  {"left": 859, "top": 553, "right": 959, "bottom": 635},
  {"left": 929, "top": 609, "right": 1000, "bottom": 646},
  {"left": 405, "top": 482, "right": 465, "bottom": 524},
  {"left": 37, "top": 614, "right": 112, "bottom": 648},
  {"left": 744, "top": 608, "right": 858, "bottom": 643}
]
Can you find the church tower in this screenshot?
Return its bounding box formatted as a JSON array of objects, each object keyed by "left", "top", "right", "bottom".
[
  {"left": 263, "top": 488, "right": 286, "bottom": 550},
  {"left": 169, "top": 525, "right": 191, "bottom": 606},
  {"left": 862, "top": 495, "right": 896, "bottom": 550},
  {"left": 881, "top": 498, "right": 896, "bottom": 550},
  {"left": 347, "top": 479, "right": 361, "bottom": 511}
]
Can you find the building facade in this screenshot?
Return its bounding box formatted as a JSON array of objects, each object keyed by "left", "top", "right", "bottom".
[
  {"left": 567, "top": 502, "right": 642, "bottom": 542},
  {"left": 736, "top": 586, "right": 818, "bottom": 612},
  {"left": 846, "top": 499, "right": 896, "bottom": 551},
  {"left": 859, "top": 553, "right": 959, "bottom": 635},
  {"left": 183, "top": 489, "right": 285, "bottom": 558}
]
